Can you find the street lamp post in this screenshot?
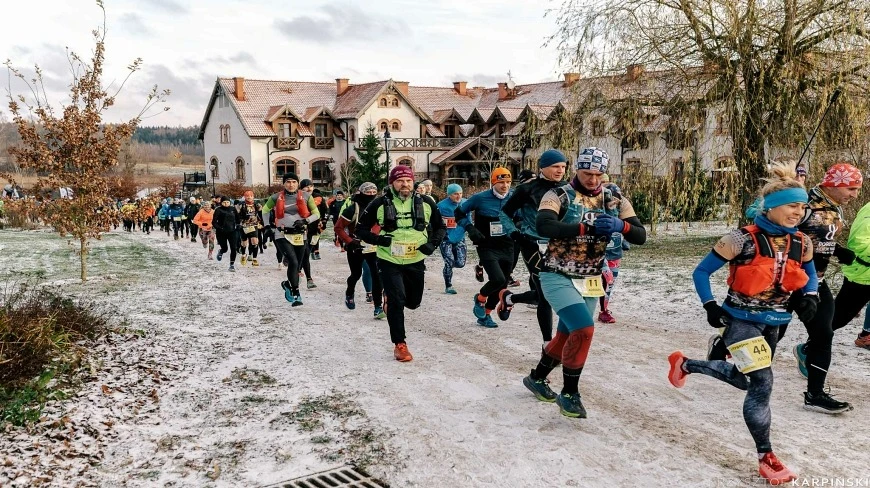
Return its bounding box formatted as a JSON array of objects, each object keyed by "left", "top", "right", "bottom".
[
  {"left": 210, "top": 162, "right": 217, "bottom": 196},
  {"left": 384, "top": 129, "right": 392, "bottom": 166}
]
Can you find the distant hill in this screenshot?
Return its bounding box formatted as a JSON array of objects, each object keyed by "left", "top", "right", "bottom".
[{"left": 133, "top": 126, "right": 202, "bottom": 155}]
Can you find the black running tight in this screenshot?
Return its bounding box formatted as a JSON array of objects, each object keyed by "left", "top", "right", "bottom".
[{"left": 273, "top": 237, "right": 307, "bottom": 289}]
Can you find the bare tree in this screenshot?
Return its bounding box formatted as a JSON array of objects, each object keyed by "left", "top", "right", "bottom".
[
  {"left": 2, "top": 0, "right": 169, "bottom": 280},
  {"left": 549, "top": 0, "right": 870, "bottom": 209}
]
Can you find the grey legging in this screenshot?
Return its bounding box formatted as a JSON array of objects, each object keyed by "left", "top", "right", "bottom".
[{"left": 684, "top": 317, "right": 778, "bottom": 453}]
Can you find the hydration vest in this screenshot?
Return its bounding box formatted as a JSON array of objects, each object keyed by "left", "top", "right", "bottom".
[
  {"left": 381, "top": 191, "right": 426, "bottom": 232},
  {"left": 727, "top": 225, "right": 808, "bottom": 296}
]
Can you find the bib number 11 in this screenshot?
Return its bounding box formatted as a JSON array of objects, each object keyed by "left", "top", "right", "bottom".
[{"left": 571, "top": 276, "right": 605, "bottom": 297}]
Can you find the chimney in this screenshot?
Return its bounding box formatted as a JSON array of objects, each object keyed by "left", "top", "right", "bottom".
[
  {"left": 453, "top": 81, "right": 467, "bottom": 96},
  {"left": 626, "top": 64, "right": 645, "bottom": 81},
  {"left": 336, "top": 78, "right": 349, "bottom": 96},
  {"left": 395, "top": 81, "right": 409, "bottom": 96},
  {"left": 233, "top": 77, "right": 245, "bottom": 101},
  {"left": 563, "top": 73, "right": 580, "bottom": 87},
  {"left": 498, "top": 82, "right": 508, "bottom": 101}
]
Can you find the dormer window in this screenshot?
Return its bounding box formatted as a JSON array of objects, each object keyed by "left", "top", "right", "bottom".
[
  {"left": 391, "top": 99, "right": 399, "bottom": 107},
  {"left": 379, "top": 98, "right": 388, "bottom": 107}
]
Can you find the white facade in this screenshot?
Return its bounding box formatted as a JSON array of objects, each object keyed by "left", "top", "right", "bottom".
[{"left": 202, "top": 89, "right": 252, "bottom": 185}]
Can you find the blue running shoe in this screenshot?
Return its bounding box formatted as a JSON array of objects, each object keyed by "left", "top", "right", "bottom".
[
  {"left": 556, "top": 392, "right": 587, "bottom": 418},
  {"left": 473, "top": 296, "right": 486, "bottom": 319},
  {"left": 445, "top": 286, "right": 457, "bottom": 295},
  {"left": 793, "top": 343, "right": 808, "bottom": 379},
  {"left": 374, "top": 306, "right": 385, "bottom": 319},
  {"left": 216, "top": 250, "right": 223, "bottom": 261},
  {"left": 281, "top": 281, "right": 293, "bottom": 303},
  {"left": 523, "top": 370, "right": 556, "bottom": 402},
  {"left": 292, "top": 291, "right": 303, "bottom": 307},
  {"left": 476, "top": 315, "right": 497, "bottom": 328}
]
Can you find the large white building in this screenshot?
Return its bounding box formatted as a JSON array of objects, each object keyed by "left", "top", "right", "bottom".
[{"left": 198, "top": 67, "right": 775, "bottom": 190}]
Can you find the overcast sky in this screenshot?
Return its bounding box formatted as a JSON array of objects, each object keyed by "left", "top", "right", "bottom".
[{"left": 0, "top": 0, "right": 567, "bottom": 128}]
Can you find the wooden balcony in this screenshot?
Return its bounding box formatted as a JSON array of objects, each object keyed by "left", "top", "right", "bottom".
[
  {"left": 312, "top": 137, "right": 334, "bottom": 149},
  {"left": 372, "top": 137, "right": 523, "bottom": 152},
  {"left": 275, "top": 137, "right": 300, "bottom": 150}
]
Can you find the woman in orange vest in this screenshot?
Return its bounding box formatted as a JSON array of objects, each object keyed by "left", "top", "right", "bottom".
[
  {"left": 192, "top": 201, "right": 216, "bottom": 259},
  {"left": 667, "top": 162, "right": 818, "bottom": 484}
]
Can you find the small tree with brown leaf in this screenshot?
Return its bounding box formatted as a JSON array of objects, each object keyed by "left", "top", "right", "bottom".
[{"left": 2, "top": 1, "right": 169, "bottom": 281}]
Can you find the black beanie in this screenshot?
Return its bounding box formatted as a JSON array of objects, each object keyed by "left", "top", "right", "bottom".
[
  {"left": 300, "top": 178, "right": 313, "bottom": 188},
  {"left": 283, "top": 172, "right": 299, "bottom": 183}
]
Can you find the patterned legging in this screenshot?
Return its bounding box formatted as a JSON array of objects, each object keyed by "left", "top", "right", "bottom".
[
  {"left": 199, "top": 228, "right": 215, "bottom": 252},
  {"left": 439, "top": 240, "right": 467, "bottom": 287}
]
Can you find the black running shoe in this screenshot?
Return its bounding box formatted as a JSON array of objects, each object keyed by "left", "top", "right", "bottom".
[
  {"left": 556, "top": 392, "right": 587, "bottom": 418},
  {"left": 803, "top": 391, "right": 852, "bottom": 414},
  {"left": 475, "top": 264, "right": 484, "bottom": 283},
  {"left": 523, "top": 370, "right": 556, "bottom": 403}
]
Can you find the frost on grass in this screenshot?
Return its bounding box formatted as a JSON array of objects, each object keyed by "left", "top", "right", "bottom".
[{"left": 272, "top": 391, "right": 404, "bottom": 472}]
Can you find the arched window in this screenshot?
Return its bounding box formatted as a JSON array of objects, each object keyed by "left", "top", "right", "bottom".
[
  {"left": 397, "top": 157, "right": 414, "bottom": 168},
  {"left": 210, "top": 157, "right": 219, "bottom": 178},
  {"left": 311, "top": 159, "right": 330, "bottom": 185},
  {"left": 379, "top": 98, "right": 388, "bottom": 107},
  {"left": 219, "top": 125, "right": 231, "bottom": 144},
  {"left": 235, "top": 157, "right": 245, "bottom": 181},
  {"left": 391, "top": 120, "right": 401, "bottom": 131},
  {"left": 379, "top": 121, "right": 389, "bottom": 131},
  {"left": 275, "top": 158, "right": 297, "bottom": 180},
  {"left": 349, "top": 126, "right": 356, "bottom": 142},
  {"left": 391, "top": 98, "right": 399, "bottom": 107}
]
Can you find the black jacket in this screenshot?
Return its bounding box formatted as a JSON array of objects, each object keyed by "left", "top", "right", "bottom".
[{"left": 212, "top": 205, "right": 237, "bottom": 233}]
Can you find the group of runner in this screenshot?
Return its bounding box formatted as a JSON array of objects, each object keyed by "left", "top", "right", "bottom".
[{"left": 109, "top": 148, "right": 870, "bottom": 484}]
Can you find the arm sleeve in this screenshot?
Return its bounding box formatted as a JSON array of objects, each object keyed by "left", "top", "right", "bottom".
[
  {"left": 692, "top": 251, "right": 728, "bottom": 304},
  {"left": 428, "top": 201, "right": 446, "bottom": 247},
  {"left": 801, "top": 260, "right": 819, "bottom": 294},
  {"left": 622, "top": 216, "right": 646, "bottom": 245},
  {"left": 334, "top": 216, "right": 354, "bottom": 244},
  {"left": 355, "top": 197, "right": 381, "bottom": 245},
  {"left": 536, "top": 209, "right": 583, "bottom": 238},
  {"left": 306, "top": 196, "right": 320, "bottom": 221},
  {"left": 261, "top": 196, "right": 276, "bottom": 222}
]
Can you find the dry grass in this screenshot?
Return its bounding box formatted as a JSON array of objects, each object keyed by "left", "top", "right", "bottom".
[{"left": 3, "top": 159, "right": 204, "bottom": 191}]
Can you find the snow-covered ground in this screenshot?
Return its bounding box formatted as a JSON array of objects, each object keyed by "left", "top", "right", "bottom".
[{"left": 1, "top": 224, "right": 868, "bottom": 487}]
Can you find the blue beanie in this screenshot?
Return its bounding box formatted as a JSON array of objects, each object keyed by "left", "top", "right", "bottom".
[
  {"left": 446, "top": 183, "right": 462, "bottom": 195},
  {"left": 538, "top": 149, "right": 568, "bottom": 168}
]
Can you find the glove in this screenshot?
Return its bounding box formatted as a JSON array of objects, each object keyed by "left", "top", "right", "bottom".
[
  {"left": 466, "top": 226, "right": 485, "bottom": 244},
  {"left": 418, "top": 243, "right": 436, "bottom": 255},
  {"left": 345, "top": 239, "right": 362, "bottom": 252},
  {"left": 703, "top": 301, "right": 729, "bottom": 328},
  {"left": 593, "top": 214, "right": 625, "bottom": 236},
  {"left": 293, "top": 219, "right": 306, "bottom": 229},
  {"left": 789, "top": 293, "right": 820, "bottom": 323},
  {"left": 833, "top": 244, "right": 855, "bottom": 265},
  {"left": 376, "top": 235, "right": 393, "bottom": 247}
]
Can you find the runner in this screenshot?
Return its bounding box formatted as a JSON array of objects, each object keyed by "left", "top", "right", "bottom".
[
  {"left": 328, "top": 190, "right": 347, "bottom": 249},
  {"left": 192, "top": 201, "right": 216, "bottom": 259},
  {"left": 334, "top": 182, "right": 386, "bottom": 319},
  {"left": 120, "top": 199, "right": 136, "bottom": 232},
  {"left": 158, "top": 198, "right": 170, "bottom": 235},
  {"left": 168, "top": 198, "right": 185, "bottom": 240},
  {"left": 667, "top": 162, "right": 817, "bottom": 484},
  {"left": 455, "top": 167, "right": 515, "bottom": 328},
  {"left": 262, "top": 173, "right": 321, "bottom": 306},
  {"left": 185, "top": 196, "right": 201, "bottom": 242},
  {"left": 789, "top": 163, "right": 861, "bottom": 414},
  {"left": 598, "top": 174, "right": 626, "bottom": 324},
  {"left": 522, "top": 147, "right": 646, "bottom": 419},
  {"left": 236, "top": 190, "right": 264, "bottom": 267},
  {"left": 436, "top": 183, "right": 470, "bottom": 294},
  {"left": 497, "top": 149, "right": 567, "bottom": 344},
  {"left": 831, "top": 197, "right": 870, "bottom": 349},
  {"left": 213, "top": 196, "right": 239, "bottom": 271},
  {"left": 356, "top": 165, "right": 446, "bottom": 361}
]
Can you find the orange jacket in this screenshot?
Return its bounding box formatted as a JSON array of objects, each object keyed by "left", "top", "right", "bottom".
[{"left": 193, "top": 208, "right": 214, "bottom": 230}]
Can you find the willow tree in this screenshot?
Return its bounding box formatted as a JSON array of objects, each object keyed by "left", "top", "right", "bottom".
[
  {"left": 549, "top": 0, "right": 870, "bottom": 211},
  {"left": 3, "top": 1, "right": 169, "bottom": 280}
]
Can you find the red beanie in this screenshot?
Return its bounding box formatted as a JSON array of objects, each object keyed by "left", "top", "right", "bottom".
[
  {"left": 389, "top": 165, "right": 414, "bottom": 183},
  {"left": 821, "top": 163, "right": 863, "bottom": 188}
]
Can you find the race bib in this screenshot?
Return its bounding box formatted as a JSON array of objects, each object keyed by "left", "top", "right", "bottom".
[
  {"left": 243, "top": 226, "right": 256, "bottom": 234},
  {"left": 181, "top": 216, "right": 187, "bottom": 221},
  {"left": 727, "top": 336, "right": 772, "bottom": 373},
  {"left": 289, "top": 233, "right": 305, "bottom": 246},
  {"left": 571, "top": 276, "right": 605, "bottom": 297},
  {"left": 489, "top": 221, "right": 505, "bottom": 236},
  {"left": 362, "top": 243, "right": 377, "bottom": 254},
  {"left": 310, "top": 234, "right": 320, "bottom": 245},
  {"left": 173, "top": 217, "right": 182, "bottom": 221},
  {"left": 444, "top": 217, "right": 457, "bottom": 229},
  {"left": 391, "top": 242, "right": 417, "bottom": 258}
]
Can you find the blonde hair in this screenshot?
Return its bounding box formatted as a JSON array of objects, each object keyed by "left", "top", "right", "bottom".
[{"left": 759, "top": 161, "right": 804, "bottom": 199}]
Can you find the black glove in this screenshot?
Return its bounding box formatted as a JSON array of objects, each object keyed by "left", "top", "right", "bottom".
[
  {"left": 789, "top": 294, "right": 820, "bottom": 323},
  {"left": 418, "top": 243, "right": 436, "bottom": 255},
  {"left": 466, "top": 226, "right": 485, "bottom": 244},
  {"left": 703, "top": 301, "right": 729, "bottom": 328},
  {"left": 345, "top": 239, "right": 362, "bottom": 252},
  {"left": 833, "top": 244, "right": 856, "bottom": 265},
  {"left": 293, "top": 219, "right": 306, "bottom": 229},
  {"left": 376, "top": 235, "right": 393, "bottom": 247}
]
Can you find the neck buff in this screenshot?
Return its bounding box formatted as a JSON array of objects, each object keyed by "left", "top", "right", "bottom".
[
  {"left": 570, "top": 175, "right": 602, "bottom": 196},
  {"left": 754, "top": 214, "right": 798, "bottom": 235},
  {"left": 492, "top": 187, "right": 508, "bottom": 200}
]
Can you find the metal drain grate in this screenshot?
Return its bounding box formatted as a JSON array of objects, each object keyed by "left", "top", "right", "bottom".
[{"left": 263, "top": 465, "right": 389, "bottom": 488}]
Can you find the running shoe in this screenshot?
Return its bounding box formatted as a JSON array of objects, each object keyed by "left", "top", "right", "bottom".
[
  {"left": 445, "top": 286, "right": 457, "bottom": 295},
  {"left": 216, "top": 251, "right": 223, "bottom": 261},
  {"left": 522, "top": 370, "right": 557, "bottom": 402},
  {"left": 855, "top": 333, "right": 870, "bottom": 349},
  {"left": 475, "top": 264, "right": 484, "bottom": 282},
  {"left": 365, "top": 292, "right": 373, "bottom": 303},
  {"left": 476, "top": 315, "right": 498, "bottom": 328},
  {"left": 394, "top": 342, "right": 413, "bottom": 362},
  {"left": 507, "top": 277, "right": 521, "bottom": 288},
  {"left": 312, "top": 252, "right": 321, "bottom": 261},
  {"left": 473, "top": 295, "right": 486, "bottom": 319},
  {"left": 597, "top": 309, "right": 616, "bottom": 323},
  {"left": 251, "top": 259, "right": 260, "bottom": 267},
  {"left": 555, "top": 393, "right": 587, "bottom": 418},
  {"left": 240, "top": 255, "right": 247, "bottom": 266},
  {"left": 345, "top": 295, "right": 356, "bottom": 310},
  {"left": 793, "top": 343, "right": 808, "bottom": 379},
  {"left": 496, "top": 289, "right": 513, "bottom": 321},
  {"left": 307, "top": 279, "right": 317, "bottom": 289},
  {"left": 292, "top": 291, "right": 303, "bottom": 307},
  {"left": 374, "top": 306, "right": 386, "bottom": 319},
  {"left": 228, "top": 264, "right": 236, "bottom": 272},
  {"left": 758, "top": 452, "right": 797, "bottom": 485},
  {"left": 803, "top": 391, "right": 852, "bottom": 414},
  {"left": 281, "top": 281, "right": 293, "bottom": 303},
  {"left": 667, "top": 351, "right": 688, "bottom": 388},
  {"left": 706, "top": 334, "right": 728, "bottom": 361}
]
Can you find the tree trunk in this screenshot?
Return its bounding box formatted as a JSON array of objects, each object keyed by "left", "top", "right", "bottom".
[
  {"left": 735, "top": 106, "right": 768, "bottom": 225},
  {"left": 80, "top": 237, "right": 88, "bottom": 282}
]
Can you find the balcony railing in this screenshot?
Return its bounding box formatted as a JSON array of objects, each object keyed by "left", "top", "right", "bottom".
[
  {"left": 370, "top": 137, "right": 524, "bottom": 152},
  {"left": 275, "top": 137, "right": 300, "bottom": 150},
  {"left": 312, "top": 137, "right": 334, "bottom": 149}
]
